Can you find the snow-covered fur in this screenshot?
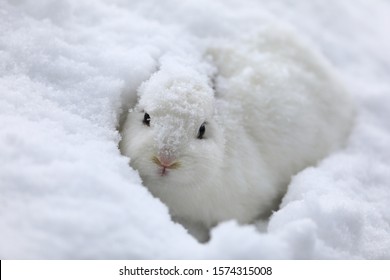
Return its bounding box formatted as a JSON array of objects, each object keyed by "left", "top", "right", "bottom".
[{"left": 120, "top": 29, "right": 355, "bottom": 242}]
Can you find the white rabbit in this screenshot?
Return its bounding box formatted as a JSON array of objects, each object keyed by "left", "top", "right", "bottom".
[{"left": 120, "top": 28, "right": 355, "bottom": 242}]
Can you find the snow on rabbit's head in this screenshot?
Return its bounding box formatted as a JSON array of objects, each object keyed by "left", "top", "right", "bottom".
[{"left": 123, "top": 68, "right": 225, "bottom": 189}]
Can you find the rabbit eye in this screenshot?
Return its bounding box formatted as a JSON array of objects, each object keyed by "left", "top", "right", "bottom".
[
  {"left": 197, "top": 123, "right": 206, "bottom": 139},
  {"left": 143, "top": 113, "right": 150, "bottom": 126}
]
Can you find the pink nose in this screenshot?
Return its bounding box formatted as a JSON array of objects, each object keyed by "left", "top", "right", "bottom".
[
  {"left": 157, "top": 154, "right": 176, "bottom": 167},
  {"left": 152, "top": 153, "right": 180, "bottom": 170}
]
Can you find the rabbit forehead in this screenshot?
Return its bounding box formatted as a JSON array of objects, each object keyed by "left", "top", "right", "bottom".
[
  {"left": 151, "top": 98, "right": 207, "bottom": 140},
  {"left": 138, "top": 69, "right": 214, "bottom": 117},
  {"left": 150, "top": 93, "right": 212, "bottom": 119},
  {"left": 152, "top": 114, "right": 197, "bottom": 150},
  {"left": 139, "top": 90, "right": 214, "bottom": 129}
]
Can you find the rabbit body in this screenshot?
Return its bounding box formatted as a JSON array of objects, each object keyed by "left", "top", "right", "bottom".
[{"left": 120, "top": 30, "right": 355, "bottom": 242}]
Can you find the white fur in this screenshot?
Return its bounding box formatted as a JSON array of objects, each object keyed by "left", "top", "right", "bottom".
[{"left": 120, "top": 29, "right": 355, "bottom": 242}]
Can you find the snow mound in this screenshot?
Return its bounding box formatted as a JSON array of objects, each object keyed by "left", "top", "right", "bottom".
[{"left": 1, "top": 0, "right": 390, "bottom": 259}]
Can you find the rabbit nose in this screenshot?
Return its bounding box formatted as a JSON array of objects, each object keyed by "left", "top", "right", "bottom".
[
  {"left": 158, "top": 153, "right": 176, "bottom": 166},
  {"left": 152, "top": 154, "right": 180, "bottom": 169}
]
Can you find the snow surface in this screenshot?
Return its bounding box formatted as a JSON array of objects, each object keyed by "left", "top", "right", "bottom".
[{"left": 1, "top": 0, "right": 390, "bottom": 259}]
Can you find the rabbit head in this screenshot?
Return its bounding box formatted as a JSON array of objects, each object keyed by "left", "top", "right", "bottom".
[{"left": 120, "top": 67, "right": 225, "bottom": 190}]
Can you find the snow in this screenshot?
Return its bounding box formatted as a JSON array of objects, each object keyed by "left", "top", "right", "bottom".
[{"left": 1, "top": 0, "right": 390, "bottom": 259}]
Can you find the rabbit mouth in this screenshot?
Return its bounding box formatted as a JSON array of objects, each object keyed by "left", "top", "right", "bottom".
[{"left": 159, "top": 166, "right": 169, "bottom": 177}]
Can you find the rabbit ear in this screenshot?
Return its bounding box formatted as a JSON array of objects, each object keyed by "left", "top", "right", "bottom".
[
  {"left": 208, "top": 66, "right": 222, "bottom": 99},
  {"left": 210, "top": 72, "right": 217, "bottom": 95},
  {"left": 202, "top": 53, "right": 219, "bottom": 98}
]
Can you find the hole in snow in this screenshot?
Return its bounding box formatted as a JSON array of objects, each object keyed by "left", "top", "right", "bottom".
[{"left": 116, "top": 30, "right": 355, "bottom": 244}]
